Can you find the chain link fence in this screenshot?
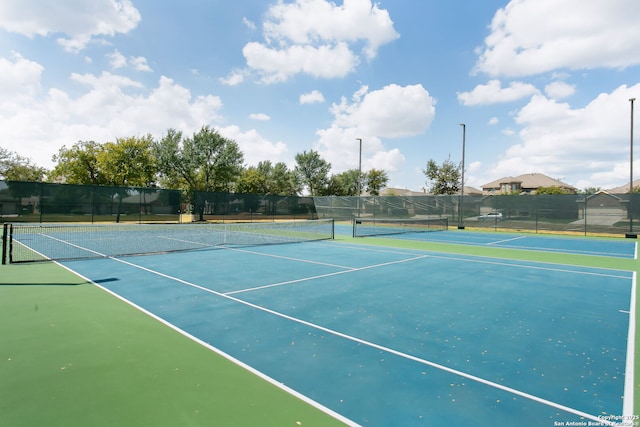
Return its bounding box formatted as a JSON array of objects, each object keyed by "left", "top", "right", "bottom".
[
  {"left": 2, "top": 181, "right": 638, "bottom": 235},
  {"left": 313, "top": 194, "right": 640, "bottom": 236},
  {"left": 0, "top": 181, "right": 317, "bottom": 223}
]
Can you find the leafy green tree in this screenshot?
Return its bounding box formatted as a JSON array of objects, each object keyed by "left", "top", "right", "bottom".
[
  {"left": 236, "top": 166, "right": 267, "bottom": 194},
  {"left": 237, "top": 161, "right": 300, "bottom": 195},
  {"left": 365, "top": 168, "right": 389, "bottom": 196},
  {"left": 155, "top": 126, "right": 244, "bottom": 219},
  {"left": 294, "top": 150, "right": 331, "bottom": 195},
  {"left": 98, "top": 135, "right": 157, "bottom": 187},
  {"left": 579, "top": 187, "right": 601, "bottom": 195},
  {"left": 193, "top": 127, "right": 244, "bottom": 192},
  {"left": 152, "top": 129, "right": 185, "bottom": 189},
  {"left": 536, "top": 186, "right": 574, "bottom": 195},
  {"left": 49, "top": 141, "right": 105, "bottom": 185},
  {"left": 423, "top": 157, "right": 461, "bottom": 195},
  {"left": 324, "top": 169, "right": 360, "bottom": 196},
  {"left": 0, "top": 147, "right": 46, "bottom": 181},
  {"left": 271, "top": 161, "right": 301, "bottom": 195},
  {"left": 155, "top": 126, "right": 244, "bottom": 192}
]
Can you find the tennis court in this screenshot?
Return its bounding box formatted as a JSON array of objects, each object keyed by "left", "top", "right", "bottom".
[
  {"left": 2, "top": 221, "right": 638, "bottom": 426},
  {"left": 348, "top": 219, "right": 638, "bottom": 259}
]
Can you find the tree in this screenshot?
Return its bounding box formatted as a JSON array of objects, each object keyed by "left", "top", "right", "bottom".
[
  {"left": 0, "top": 147, "right": 46, "bottom": 181},
  {"left": 365, "top": 169, "right": 389, "bottom": 196},
  {"left": 294, "top": 150, "right": 331, "bottom": 195},
  {"left": 97, "top": 135, "right": 157, "bottom": 222},
  {"left": 236, "top": 166, "right": 267, "bottom": 194},
  {"left": 49, "top": 141, "right": 105, "bottom": 185},
  {"left": 270, "top": 162, "right": 301, "bottom": 195},
  {"left": 423, "top": 157, "right": 461, "bottom": 195},
  {"left": 580, "top": 187, "right": 601, "bottom": 195},
  {"left": 155, "top": 126, "right": 244, "bottom": 192},
  {"left": 236, "top": 161, "right": 300, "bottom": 195},
  {"left": 324, "top": 169, "right": 360, "bottom": 196},
  {"left": 536, "top": 186, "right": 574, "bottom": 195},
  {"left": 155, "top": 126, "right": 244, "bottom": 219},
  {"left": 98, "top": 135, "right": 157, "bottom": 188},
  {"left": 152, "top": 129, "right": 185, "bottom": 189}
]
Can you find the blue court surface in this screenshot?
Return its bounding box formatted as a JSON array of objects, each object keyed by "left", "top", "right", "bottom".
[
  {"left": 58, "top": 239, "right": 636, "bottom": 426},
  {"left": 336, "top": 224, "right": 638, "bottom": 259}
]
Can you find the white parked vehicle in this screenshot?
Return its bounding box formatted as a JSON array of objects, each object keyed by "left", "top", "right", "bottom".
[{"left": 479, "top": 212, "right": 503, "bottom": 219}]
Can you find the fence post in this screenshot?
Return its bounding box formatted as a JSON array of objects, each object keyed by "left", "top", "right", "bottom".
[
  {"left": 1, "top": 223, "right": 8, "bottom": 265},
  {"left": 39, "top": 183, "right": 43, "bottom": 223},
  {"left": 583, "top": 196, "right": 588, "bottom": 236}
]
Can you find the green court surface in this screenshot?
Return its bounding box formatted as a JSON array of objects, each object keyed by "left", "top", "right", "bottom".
[
  {"left": 1, "top": 230, "right": 640, "bottom": 426},
  {"left": 0, "top": 262, "right": 348, "bottom": 427}
]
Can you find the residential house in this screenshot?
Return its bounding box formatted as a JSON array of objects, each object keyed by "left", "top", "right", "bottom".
[{"left": 481, "top": 173, "right": 576, "bottom": 194}]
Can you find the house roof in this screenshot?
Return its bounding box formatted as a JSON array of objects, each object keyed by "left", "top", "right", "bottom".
[
  {"left": 380, "top": 187, "right": 427, "bottom": 196},
  {"left": 482, "top": 173, "right": 576, "bottom": 190},
  {"left": 606, "top": 179, "right": 640, "bottom": 194},
  {"left": 379, "top": 186, "right": 482, "bottom": 196}
]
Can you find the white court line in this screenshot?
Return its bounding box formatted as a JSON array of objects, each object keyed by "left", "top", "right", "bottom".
[
  {"left": 623, "top": 272, "right": 636, "bottom": 418},
  {"left": 87, "top": 254, "right": 619, "bottom": 425},
  {"left": 223, "top": 246, "right": 355, "bottom": 270},
  {"left": 486, "top": 236, "right": 527, "bottom": 245},
  {"left": 225, "top": 255, "right": 429, "bottom": 295}
]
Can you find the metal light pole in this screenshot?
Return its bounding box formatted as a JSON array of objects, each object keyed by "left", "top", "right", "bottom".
[
  {"left": 628, "top": 98, "right": 637, "bottom": 238},
  {"left": 356, "top": 138, "right": 362, "bottom": 218},
  {"left": 458, "top": 124, "right": 466, "bottom": 229}
]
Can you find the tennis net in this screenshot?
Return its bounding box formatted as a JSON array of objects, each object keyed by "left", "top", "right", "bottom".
[
  {"left": 352, "top": 217, "right": 448, "bottom": 237},
  {"left": 2, "top": 219, "right": 334, "bottom": 264}
]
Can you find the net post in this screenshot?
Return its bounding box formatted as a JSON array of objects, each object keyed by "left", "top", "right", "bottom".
[{"left": 1, "top": 223, "right": 7, "bottom": 265}]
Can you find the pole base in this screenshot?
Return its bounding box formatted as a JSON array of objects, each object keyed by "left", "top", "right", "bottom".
[
  {"left": 625, "top": 232, "right": 637, "bottom": 239},
  {"left": 457, "top": 225, "right": 465, "bottom": 230}
]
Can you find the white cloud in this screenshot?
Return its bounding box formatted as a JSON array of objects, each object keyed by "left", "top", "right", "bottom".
[
  {"left": 0, "top": 52, "right": 43, "bottom": 99},
  {"left": 240, "top": 0, "right": 399, "bottom": 83},
  {"left": 315, "top": 84, "right": 435, "bottom": 174},
  {"left": 457, "top": 80, "right": 539, "bottom": 106},
  {"left": 220, "top": 125, "right": 288, "bottom": 166},
  {"left": 243, "top": 41, "right": 358, "bottom": 83},
  {"left": 242, "top": 17, "right": 256, "bottom": 31},
  {"left": 130, "top": 56, "right": 152, "bottom": 72},
  {"left": 300, "top": 90, "right": 325, "bottom": 105},
  {"left": 0, "top": 0, "right": 141, "bottom": 53},
  {"left": 331, "top": 84, "right": 436, "bottom": 138},
  {"left": 220, "top": 69, "right": 247, "bottom": 86},
  {"left": 263, "top": 0, "right": 399, "bottom": 59},
  {"left": 488, "top": 117, "right": 499, "bottom": 125},
  {"left": 544, "top": 81, "right": 575, "bottom": 100},
  {"left": 0, "top": 53, "right": 224, "bottom": 168},
  {"left": 108, "top": 50, "right": 152, "bottom": 72},
  {"left": 108, "top": 50, "right": 127, "bottom": 69},
  {"left": 475, "top": 0, "right": 640, "bottom": 77},
  {"left": 249, "top": 113, "right": 270, "bottom": 121},
  {"left": 488, "top": 83, "right": 640, "bottom": 189}
]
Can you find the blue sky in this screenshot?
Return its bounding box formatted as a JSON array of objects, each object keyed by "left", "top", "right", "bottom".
[{"left": 1, "top": 0, "right": 639, "bottom": 192}]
